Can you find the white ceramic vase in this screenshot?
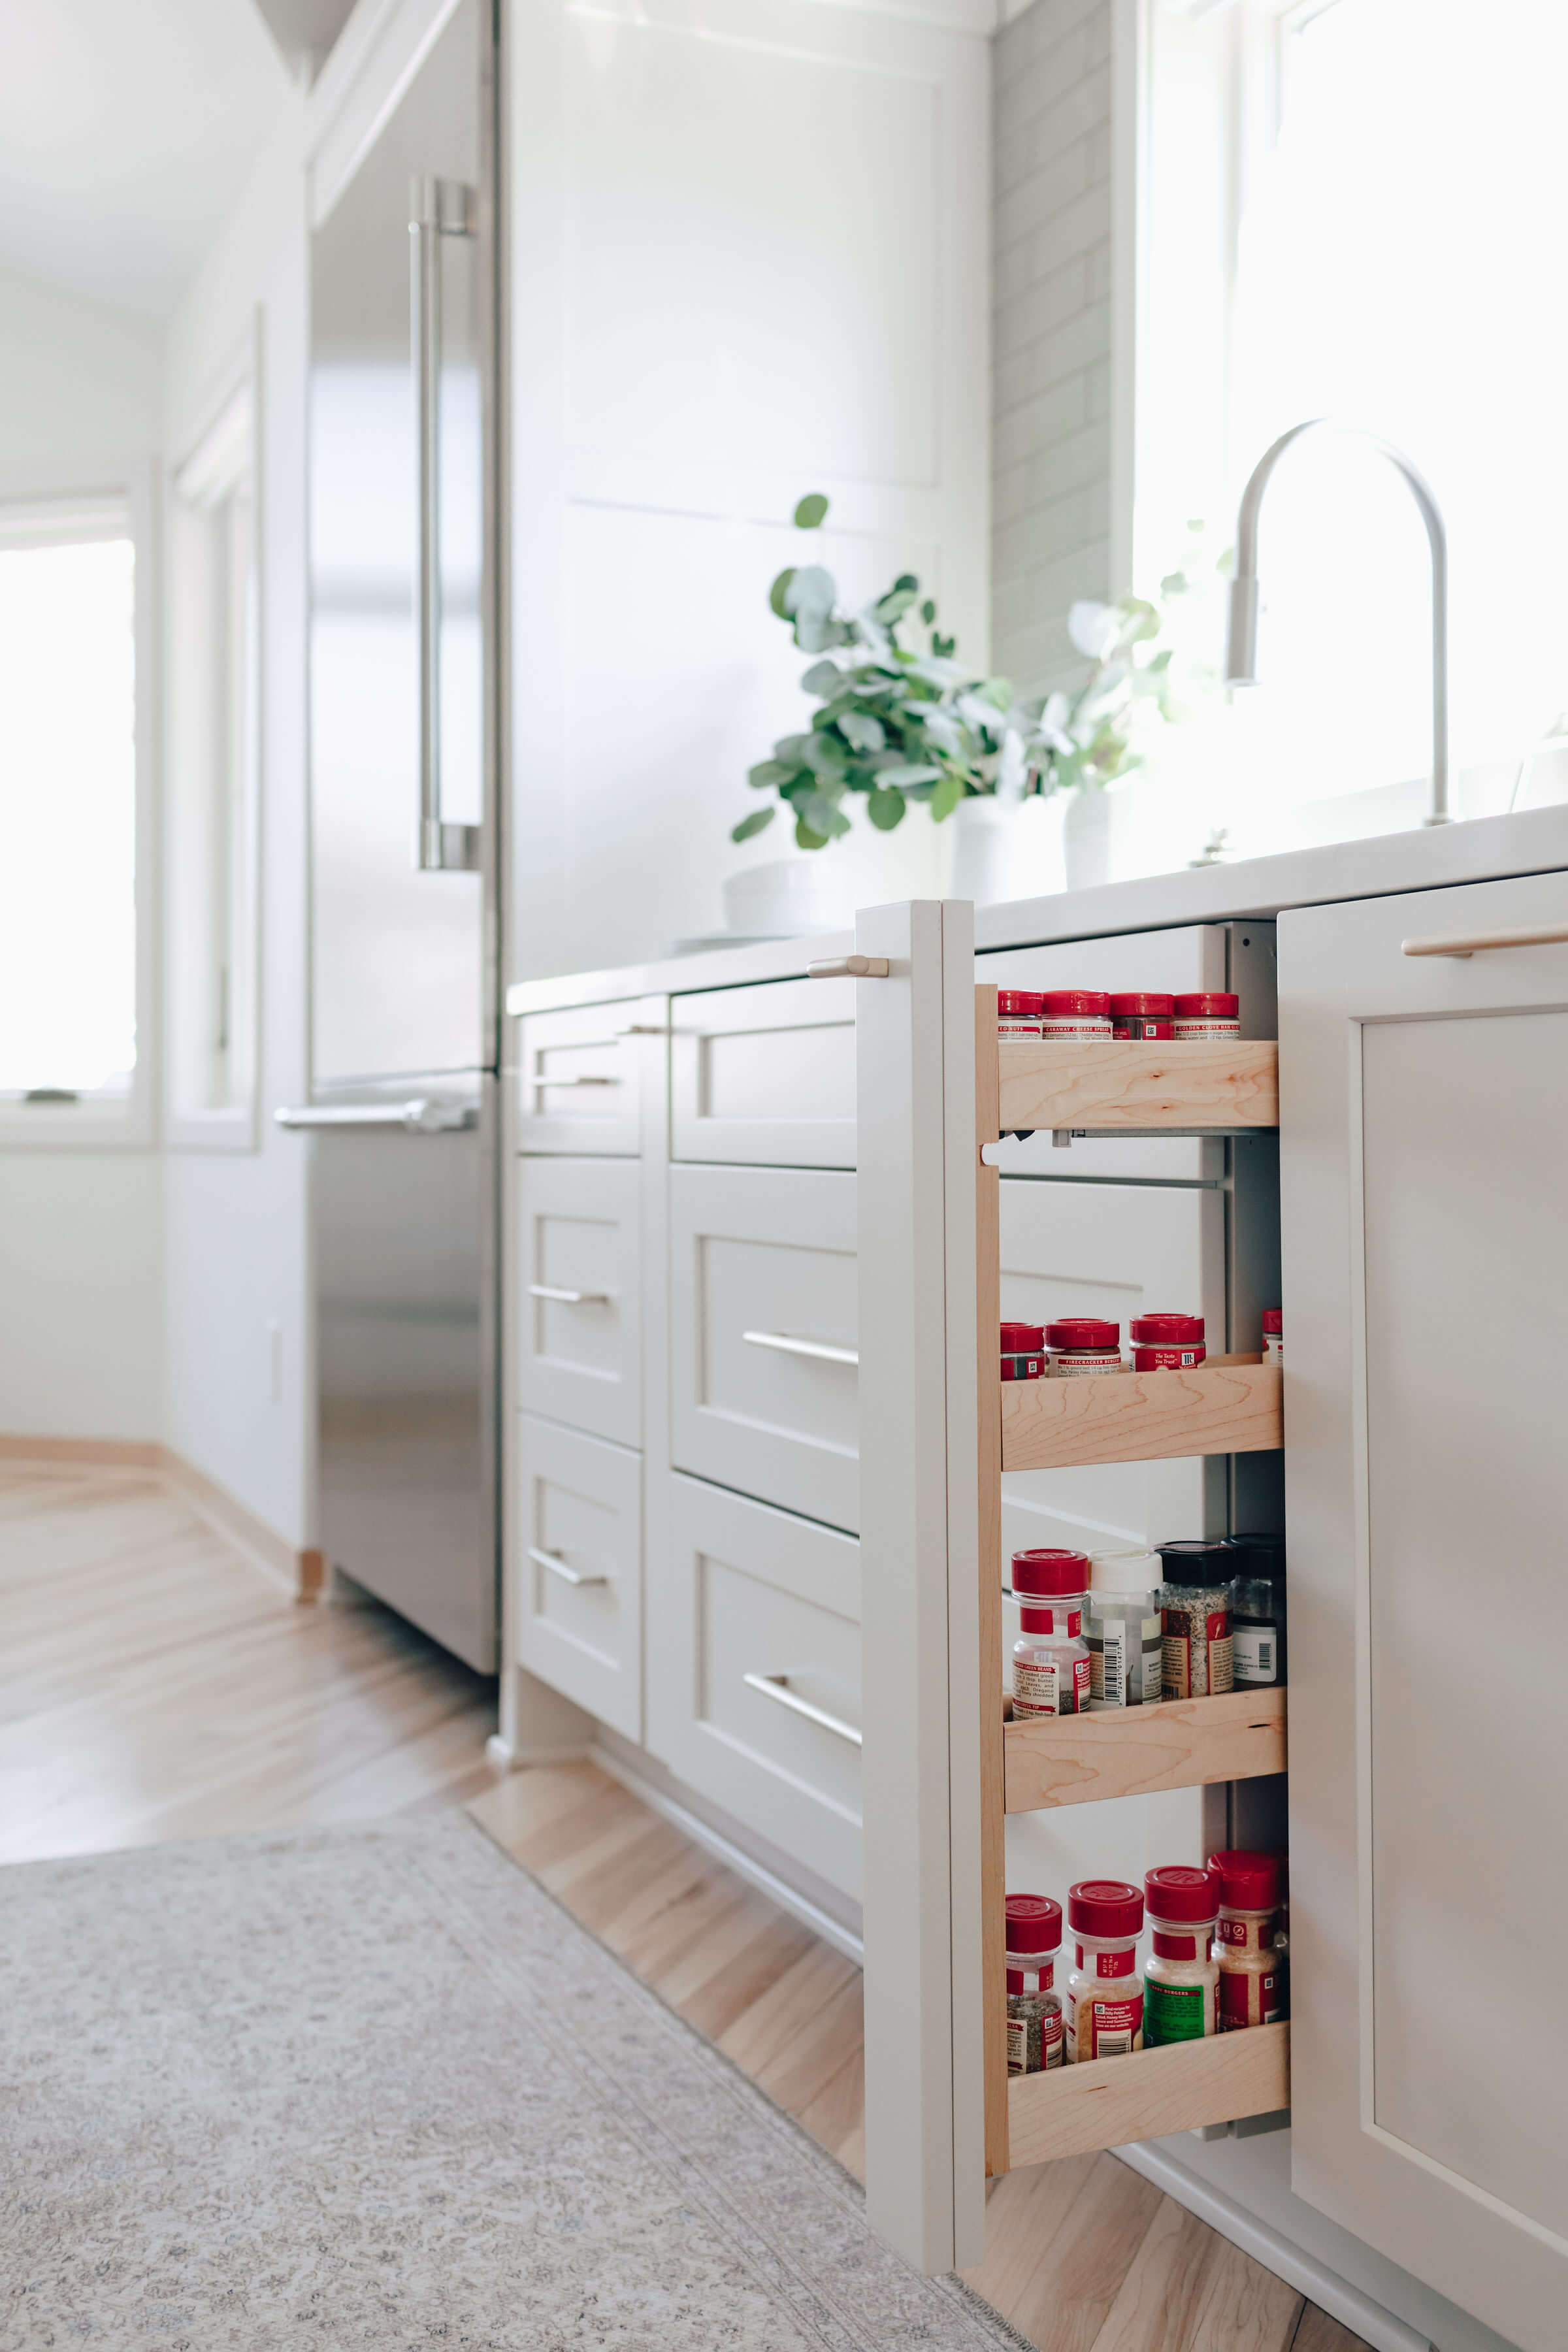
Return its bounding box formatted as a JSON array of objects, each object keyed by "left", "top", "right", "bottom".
[
  {"left": 1062, "top": 786, "right": 1113, "bottom": 890},
  {"left": 947, "top": 794, "right": 1068, "bottom": 907}
]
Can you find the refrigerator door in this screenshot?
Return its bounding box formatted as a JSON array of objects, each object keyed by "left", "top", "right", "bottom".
[
  {"left": 311, "top": 1073, "right": 498, "bottom": 1672},
  {"left": 308, "top": 0, "right": 493, "bottom": 1088}
]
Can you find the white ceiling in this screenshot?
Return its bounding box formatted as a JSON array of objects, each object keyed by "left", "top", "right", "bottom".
[{"left": 0, "top": 0, "right": 294, "bottom": 321}]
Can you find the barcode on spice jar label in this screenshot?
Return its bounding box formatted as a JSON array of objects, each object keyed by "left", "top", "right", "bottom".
[{"left": 1233, "top": 1627, "right": 1276, "bottom": 1683}]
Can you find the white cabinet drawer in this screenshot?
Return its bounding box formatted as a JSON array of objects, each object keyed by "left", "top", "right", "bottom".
[
  {"left": 671, "top": 976, "right": 855, "bottom": 1167},
  {"left": 514, "top": 1414, "right": 642, "bottom": 1740},
  {"left": 515, "top": 1001, "right": 645, "bottom": 1153},
  {"left": 997, "top": 1176, "right": 1220, "bottom": 1578},
  {"left": 515, "top": 1156, "right": 640, "bottom": 1446},
  {"left": 669, "top": 1164, "right": 858, "bottom": 1533},
  {"left": 651, "top": 1472, "right": 861, "bottom": 1899}
]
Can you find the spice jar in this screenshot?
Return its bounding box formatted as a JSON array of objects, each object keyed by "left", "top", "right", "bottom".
[
  {"left": 1045, "top": 1317, "right": 1122, "bottom": 1377},
  {"left": 1109, "top": 992, "right": 1175, "bottom": 1041},
  {"left": 1143, "top": 1865, "right": 1219, "bottom": 2044},
  {"left": 1173, "top": 991, "right": 1240, "bottom": 1039},
  {"left": 1209, "top": 1850, "right": 1283, "bottom": 2031},
  {"left": 1000, "top": 1322, "right": 1046, "bottom": 1382},
  {"left": 1085, "top": 1588, "right": 1162, "bottom": 1708},
  {"left": 1226, "top": 1531, "right": 1286, "bottom": 1688},
  {"left": 1039, "top": 990, "right": 1112, "bottom": 1039},
  {"left": 1155, "top": 1540, "right": 1233, "bottom": 1699},
  {"left": 1005, "top": 1893, "right": 1065, "bottom": 2074},
  {"left": 1130, "top": 1312, "right": 1205, "bottom": 1371},
  {"left": 998, "top": 990, "right": 1043, "bottom": 1039},
  {"left": 1262, "top": 1307, "right": 1282, "bottom": 1365},
  {"left": 1065, "top": 1880, "right": 1145, "bottom": 2061},
  {"left": 1010, "top": 1550, "right": 1092, "bottom": 1718}
]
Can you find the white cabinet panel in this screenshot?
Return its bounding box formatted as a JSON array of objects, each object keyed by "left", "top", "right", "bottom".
[
  {"left": 670, "top": 1164, "right": 858, "bottom": 1533},
  {"left": 515, "top": 1003, "right": 644, "bottom": 1154},
  {"left": 651, "top": 1471, "right": 861, "bottom": 1899},
  {"left": 515, "top": 1156, "right": 641, "bottom": 1446},
  {"left": 1281, "top": 872, "right": 1568, "bottom": 2352},
  {"left": 514, "top": 1414, "right": 642, "bottom": 1740},
  {"left": 671, "top": 976, "right": 855, "bottom": 1168}
]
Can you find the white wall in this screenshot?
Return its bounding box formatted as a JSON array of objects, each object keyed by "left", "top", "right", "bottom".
[
  {"left": 0, "top": 263, "right": 166, "bottom": 1443},
  {"left": 162, "top": 105, "right": 314, "bottom": 1550}
]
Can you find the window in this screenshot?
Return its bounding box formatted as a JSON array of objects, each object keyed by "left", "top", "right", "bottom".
[
  {"left": 0, "top": 485, "right": 150, "bottom": 1136},
  {"left": 1134, "top": 0, "right": 1568, "bottom": 862},
  {"left": 167, "top": 363, "right": 261, "bottom": 1147}
]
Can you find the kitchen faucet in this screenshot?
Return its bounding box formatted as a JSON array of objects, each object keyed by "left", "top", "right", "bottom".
[{"left": 1224, "top": 420, "right": 1450, "bottom": 826}]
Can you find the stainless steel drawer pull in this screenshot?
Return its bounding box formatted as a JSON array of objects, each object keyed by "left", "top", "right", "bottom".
[
  {"left": 539, "top": 1073, "right": 620, "bottom": 1086},
  {"left": 528, "top": 1545, "right": 612, "bottom": 1588},
  {"left": 1402, "top": 923, "right": 1568, "bottom": 959},
  {"left": 743, "top": 1671, "right": 862, "bottom": 1746},
  {"left": 528, "top": 1283, "right": 610, "bottom": 1305},
  {"left": 808, "top": 954, "right": 889, "bottom": 979},
  {"left": 742, "top": 1329, "right": 858, "bottom": 1367},
  {"left": 274, "top": 1098, "right": 474, "bottom": 1133}
]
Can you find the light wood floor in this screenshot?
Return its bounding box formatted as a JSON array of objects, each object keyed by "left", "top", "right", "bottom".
[{"left": 3, "top": 1464, "right": 1368, "bottom": 2352}]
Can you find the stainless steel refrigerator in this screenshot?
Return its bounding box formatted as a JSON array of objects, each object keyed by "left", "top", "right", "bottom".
[{"left": 281, "top": 0, "right": 500, "bottom": 1671}]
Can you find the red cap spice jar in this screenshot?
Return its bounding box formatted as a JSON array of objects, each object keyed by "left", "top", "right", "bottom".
[
  {"left": 1005, "top": 1893, "right": 1065, "bottom": 2074},
  {"left": 1109, "top": 991, "right": 1175, "bottom": 1041},
  {"left": 997, "top": 990, "right": 1043, "bottom": 1039},
  {"left": 1000, "top": 1322, "right": 1045, "bottom": 1382},
  {"left": 1129, "top": 1311, "right": 1205, "bottom": 1371},
  {"left": 1173, "top": 990, "right": 1239, "bottom": 1040},
  {"left": 1208, "top": 1850, "right": 1284, "bottom": 2031},
  {"left": 1044, "top": 1316, "right": 1122, "bottom": 1378},
  {"left": 1065, "top": 1880, "right": 1145, "bottom": 2061},
  {"left": 1262, "top": 1307, "right": 1282, "bottom": 1366},
  {"left": 1143, "top": 1865, "right": 1220, "bottom": 2045},
  {"left": 1011, "top": 1549, "right": 1092, "bottom": 1718},
  {"left": 1039, "top": 989, "right": 1112, "bottom": 1039}
]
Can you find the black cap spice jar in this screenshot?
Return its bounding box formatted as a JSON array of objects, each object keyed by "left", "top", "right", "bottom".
[
  {"left": 1154, "top": 1539, "right": 1235, "bottom": 1698},
  {"left": 1226, "top": 1531, "right": 1286, "bottom": 1688}
]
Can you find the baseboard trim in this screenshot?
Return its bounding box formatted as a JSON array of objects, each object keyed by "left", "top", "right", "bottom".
[
  {"left": 0, "top": 1435, "right": 319, "bottom": 1605},
  {"left": 1113, "top": 2144, "right": 1433, "bottom": 2352},
  {"left": 591, "top": 1743, "right": 865, "bottom": 1967}
]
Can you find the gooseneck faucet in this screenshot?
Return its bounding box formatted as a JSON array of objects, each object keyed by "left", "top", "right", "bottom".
[{"left": 1224, "top": 419, "right": 1450, "bottom": 826}]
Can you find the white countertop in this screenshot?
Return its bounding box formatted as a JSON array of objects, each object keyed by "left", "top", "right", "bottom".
[{"left": 504, "top": 800, "right": 1568, "bottom": 1015}]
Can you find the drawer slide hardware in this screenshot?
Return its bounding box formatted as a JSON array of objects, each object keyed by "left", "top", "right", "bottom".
[
  {"left": 743, "top": 1671, "right": 862, "bottom": 1746},
  {"left": 528, "top": 1545, "right": 612, "bottom": 1588},
  {"left": 742, "top": 1329, "right": 858, "bottom": 1367}
]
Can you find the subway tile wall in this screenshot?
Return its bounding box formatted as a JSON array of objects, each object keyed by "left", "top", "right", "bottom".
[{"left": 992, "top": 0, "right": 1114, "bottom": 695}]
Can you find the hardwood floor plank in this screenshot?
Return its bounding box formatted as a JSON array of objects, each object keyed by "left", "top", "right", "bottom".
[
  {"left": 792, "top": 2042, "right": 866, "bottom": 2180},
  {"left": 676, "top": 1906, "right": 818, "bottom": 2040},
  {"left": 1290, "top": 2306, "right": 1375, "bottom": 2352},
  {"left": 715, "top": 1938, "right": 858, "bottom": 2078},
  {"left": 1186, "top": 2234, "right": 1303, "bottom": 2352},
  {"left": 968, "top": 2153, "right": 1165, "bottom": 2352}
]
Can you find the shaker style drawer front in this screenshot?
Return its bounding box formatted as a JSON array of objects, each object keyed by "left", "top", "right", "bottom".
[
  {"left": 652, "top": 1472, "right": 861, "bottom": 1899},
  {"left": 669, "top": 1164, "right": 858, "bottom": 1533},
  {"left": 515, "top": 1156, "right": 640, "bottom": 1446},
  {"left": 514, "top": 1414, "right": 642, "bottom": 1740},
  {"left": 515, "top": 1002, "right": 644, "bottom": 1153},
  {"left": 671, "top": 976, "right": 856, "bottom": 1168}
]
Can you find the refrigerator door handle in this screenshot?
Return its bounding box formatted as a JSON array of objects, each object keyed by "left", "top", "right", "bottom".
[
  {"left": 410, "top": 173, "right": 480, "bottom": 877},
  {"left": 275, "top": 1100, "right": 477, "bottom": 1134}
]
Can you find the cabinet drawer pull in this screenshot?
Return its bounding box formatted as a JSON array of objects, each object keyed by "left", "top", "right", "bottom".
[
  {"left": 538, "top": 1073, "right": 620, "bottom": 1086},
  {"left": 528, "top": 1544, "right": 612, "bottom": 1588},
  {"left": 808, "top": 954, "right": 889, "bottom": 979},
  {"left": 528, "top": 1283, "right": 611, "bottom": 1305},
  {"left": 1402, "top": 922, "right": 1568, "bottom": 958},
  {"left": 742, "top": 1329, "right": 858, "bottom": 1367},
  {"left": 743, "top": 1671, "right": 862, "bottom": 1746}
]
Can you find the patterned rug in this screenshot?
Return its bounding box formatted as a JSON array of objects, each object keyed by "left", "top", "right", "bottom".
[{"left": 1, "top": 1812, "right": 1022, "bottom": 2349}]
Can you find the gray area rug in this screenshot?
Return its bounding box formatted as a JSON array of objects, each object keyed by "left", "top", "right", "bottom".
[{"left": 1, "top": 1812, "right": 1023, "bottom": 2350}]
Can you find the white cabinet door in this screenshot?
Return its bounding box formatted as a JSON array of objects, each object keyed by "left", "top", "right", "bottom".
[
  {"left": 514, "top": 1414, "right": 642, "bottom": 1740},
  {"left": 668, "top": 1164, "right": 858, "bottom": 1533},
  {"left": 515, "top": 1002, "right": 645, "bottom": 1154},
  {"left": 1280, "top": 873, "right": 1568, "bottom": 2352},
  {"left": 651, "top": 1471, "right": 861, "bottom": 1899},
  {"left": 515, "top": 1156, "right": 641, "bottom": 1446},
  {"left": 670, "top": 976, "right": 856, "bottom": 1168}
]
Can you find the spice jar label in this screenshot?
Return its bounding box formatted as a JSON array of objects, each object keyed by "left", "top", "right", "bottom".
[
  {"left": 1218, "top": 1969, "right": 1281, "bottom": 2030},
  {"left": 1013, "top": 1655, "right": 1090, "bottom": 1716},
  {"left": 1145, "top": 1979, "right": 1213, "bottom": 2044},
  {"left": 1007, "top": 2007, "right": 1064, "bottom": 2073},
  {"left": 1217, "top": 1914, "right": 1276, "bottom": 1953},
  {"left": 1068, "top": 1991, "right": 1143, "bottom": 2061},
  {"left": 1233, "top": 1626, "right": 1277, "bottom": 1684}
]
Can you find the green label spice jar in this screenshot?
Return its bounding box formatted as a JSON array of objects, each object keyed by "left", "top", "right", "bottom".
[{"left": 1144, "top": 1864, "right": 1219, "bottom": 2044}]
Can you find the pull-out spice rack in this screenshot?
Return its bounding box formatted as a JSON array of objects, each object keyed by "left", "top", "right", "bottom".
[{"left": 974, "top": 984, "right": 1287, "bottom": 2181}]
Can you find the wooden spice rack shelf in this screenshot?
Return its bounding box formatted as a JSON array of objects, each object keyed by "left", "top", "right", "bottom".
[
  {"left": 1004, "top": 1688, "right": 1286, "bottom": 1814},
  {"left": 1007, "top": 2022, "right": 1290, "bottom": 2170},
  {"left": 996, "top": 1036, "right": 1279, "bottom": 1135},
  {"left": 1001, "top": 1355, "right": 1282, "bottom": 1471}
]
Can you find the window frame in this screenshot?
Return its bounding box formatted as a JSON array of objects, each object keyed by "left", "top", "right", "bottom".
[{"left": 0, "top": 458, "right": 159, "bottom": 1151}]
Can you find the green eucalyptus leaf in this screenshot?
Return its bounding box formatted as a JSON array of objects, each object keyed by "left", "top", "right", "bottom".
[
  {"left": 748, "top": 758, "right": 799, "bottom": 791},
  {"left": 800, "top": 659, "right": 842, "bottom": 697},
  {"left": 920, "top": 598, "right": 936, "bottom": 625},
  {"left": 784, "top": 564, "right": 836, "bottom": 618},
  {"left": 731, "top": 806, "right": 776, "bottom": 842},
  {"left": 838, "top": 711, "right": 886, "bottom": 753},
  {"left": 768, "top": 567, "right": 796, "bottom": 619},
  {"left": 798, "top": 790, "right": 851, "bottom": 838},
  {"left": 866, "top": 789, "right": 906, "bottom": 831},
  {"left": 874, "top": 587, "right": 919, "bottom": 625},
  {"left": 928, "top": 774, "right": 966, "bottom": 823},
  {"left": 794, "top": 815, "right": 830, "bottom": 851},
  {"left": 875, "top": 762, "right": 942, "bottom": 788},
  {"left": 793, "top": 492, "right": 830, "bottom": 529}
]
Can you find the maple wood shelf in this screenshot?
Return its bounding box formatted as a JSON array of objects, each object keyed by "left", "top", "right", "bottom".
[
  {"left": 1001, "top": 1354, "right": 1281, "bottom": 1471},
  {"left": 1004, "top": 1687, "right": 1286, "bottom": 1814},
  {"left": 996, "top": 1036, "right": 1279, "bottom": 1135},
  {"left": 1006, "top": 2022, "right": 1290, "bottom": 2170}
]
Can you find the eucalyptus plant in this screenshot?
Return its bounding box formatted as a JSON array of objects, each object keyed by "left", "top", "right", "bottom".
[{"left": 734, "top": 495, "right": 1205, "bottom": 851}]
